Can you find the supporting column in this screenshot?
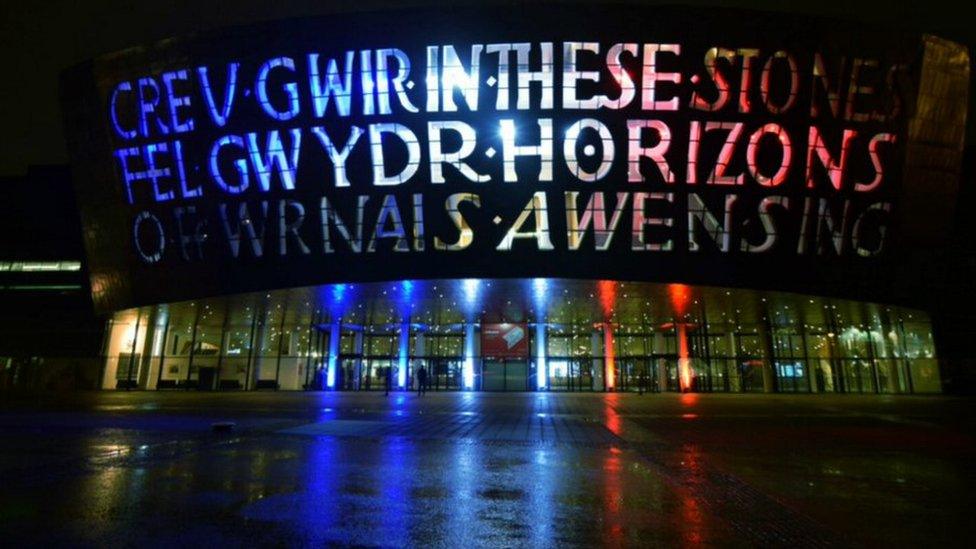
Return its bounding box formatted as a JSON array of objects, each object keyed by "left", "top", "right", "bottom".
[
  {"left": 800, "top": 323, "right": 817, "bottom": 393},
  {"left": 415, "top": 332, "right": 426, "bottom": 390},
  {"left": 326, "top": 321, "right": 340, "bottom": 389},
  {"left": 397, "top": 321, "right": 410, "bottom": 389},
  {"left": 123, "top": 308, "right": 143, "bottom": 390},
  {"left": 758, "top": 314, "right": 777, "bottom": 393},
  {"left": 654, "top": 332, "right": 668, "bottom": 392},
  {"left": 603, "top": 322, "right": 616, "bottom": 391},
  {"left": 878, "top": 315, "right": 902, "bottom": 393},
  {"left": 729, "top": 332, "right": 740, "bottom": 392},
  {"left": 535, "top": 322, "right": 547, "bottom": 390},
  {"left": 248, "top": 310, "right": 267, "bottom": 390},
  {"left": 591, "top": 331, "right": 604, "bottom": 391},
  {"left": 353, "top": 330, "right": 364, "bottom": 390},
  {"left": 463, "top": 322, "right": 476, "bottom": 390},
  {"left": 138, "top": 307, "right": 160, "bottom": 389},
  {"left": 676, "top": 323, "right": 692, "bottom": 392}
]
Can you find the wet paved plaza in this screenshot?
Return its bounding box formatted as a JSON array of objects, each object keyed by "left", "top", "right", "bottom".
[{"left": 0, "top": 391, "right": 974, "bottom": 547}]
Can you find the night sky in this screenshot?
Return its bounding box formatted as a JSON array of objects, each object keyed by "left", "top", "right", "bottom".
[{"left": 1, "top": 0, "right": 974, "bottom": 177}]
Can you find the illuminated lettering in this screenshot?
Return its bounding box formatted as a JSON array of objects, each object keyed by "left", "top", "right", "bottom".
[
  {"left": 845, "top": 58, "right": 879, "bottom": 122},
  {"left": 806, "top": 126, "right": 856, "bottom": 190},
  {"left": 376, "top": 49, "right": 419, "bottom": 114},
  {"left": 133, "top": 211, "right": 165, "bottom": 263},
  {"left": 441, "top": 44, "right": 482, "bottom": 111},
  {"left": 705, "top": 122, "right": 745, "bottom": 186},
  {"left": 137, "top": 77, "right": 169, "bottom": 137},
  {"left": 308, "top": 51, "right": 354, "bottom": 117},
  {"left": 321, "top": 195, "right": 368, "bottom": 253},
  {"left": 746, "top": 123, "right": 792, "bottom": 187},
  {"left": 565, "top": 191, "right": 629, "bottom": 250},
  {"left": 515, "top": 43, "right": 554, "bottom": 110},
  {"left": 688, "top": 193, "right": 736, "bottom": 252},
  {"left": 760, "top": 51, "right": 799, "bottom": 114},
  {"left": 210, "top": 135, "right": 249, "bottom": 195},
  {"left": 428, "top": 121, "right": 488, "bottom": 183},
  {"left": 497, "top": 192, "right": 554, "bottom": 251},
  {"left": 197, "top": 63, "right": 239, "bottom": 127},
  {"left": 811, "top": 53, "right": 843, "bottom": 118},
  {"left": 564, "top": 119, "right": 614, "bottom": 181},
  {"left": 279, "top": 199, "right": 310, "bottom": 255},
  {"left": 219, "top": 201, "right": 268, "bottom": 257},
  {"left": 174, "top": 206, "right": 205, "bottom": 260},
  {"left": 434, "top": 193, "right": 481, "bottom": 251},
  {"left": 500, "top": 118, "right": 553, "bottom": 182},
  {"left": 631, "top": 192, "right": 674, "bottom": 251},
  {"left": 852, "top": 202, "right": 891, "bottom": 256},
  {"left": 627, "top": 120, "right": 674, "bottom": 183},
  {"left": 690, "top": 47, "right": 735, "bottom": 112},
  {"left": 360, "top": 49, "right": 376, "bottom": 115},
  {"left": 741, "top": 196, "right": 789, "bottom": 253},
  {"left": 246, "top": 128, "right": 302, "bottom": 191},
  {"left": 425, "top": 45, "right": 439, "bottom": 112},
  {"left": 255, "top": 57, "right": 300, "bottom": 121},
  {"left": 600, "top": 43, "right": 638, "bottom": 109},
  {"left": 854, "top": 133, "right": 896, "bottom": 192},
  {"left": 161, "top": 69, "right": 194, "bottom": 133},
  {"left": 310, "top": 125, "right": 365, "bottom": 187},
  {"left": 799, "top": 198, "right": 851, "bottom": 255},
  {"left": 641, "top": 44, "right": 681, "bottom": 111},
  {"left": 562, "top": 42, "right": 601, "bottom": 109},
  {"left": 736, "top": 48, "right": 760, "bottom": 113},
  {"left": 368, "top": 194, "right": 410, "bottom": 252},
  {"left": 109, "top": 81, "right": 136, "bottom": 139},
  {"left": 369, "top": 123, "right": 421, "bottom": 186},
  {"left": 114, "top": 143, "right": 180, "bottom": 204}
]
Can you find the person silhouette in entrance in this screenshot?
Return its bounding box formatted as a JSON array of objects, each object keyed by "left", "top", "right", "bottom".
[{"left": 416, "top": 365, "right": 428, "bottom": 396}]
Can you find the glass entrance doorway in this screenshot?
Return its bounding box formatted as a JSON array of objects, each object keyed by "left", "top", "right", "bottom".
[
  {"left": 616, "top": 357, "right": 657, "bottom": 392},
  {"left": 362, "top": 357, "right": 392, "bottom": 391},
  {"left": 482, "top": 359, "right": 528, "bottom": 391},
  {"left": 427, "top": 357, "right": 461, "bottom": 391},
  {"left": 547, "top": 358, "right": 594, "bottom": 391}
]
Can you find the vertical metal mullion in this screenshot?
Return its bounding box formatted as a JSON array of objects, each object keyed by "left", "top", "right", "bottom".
[
  {"left": 867, "top": 326, "right": 881, "bottom": 394},
  {"left": 799, "top": 323, "right": 811, "bottom": 393},
  {"left": 274, "top": 298, "right": 289, "bottom": 390},
  {"left": 96, "top": 317, "right": 113, "bottom": 390},
  {"left": 699, "top": 302, "right": 712, "bottom": 392},
  {"left": 243, "top": 298, "right": 259, "bottom": 391},
  {"left": 156, "top": 312, "right": 171, "bottom": 390},
  {"left": 125, "top": 308, "right": 142, "bottom": 390},
  {"left": 304, "top": 310, "right": 317, "bottom": 389},
  {"left": 215, "top": 299, "right": 230, "bottom": 390},
  {"left": 898, "top": 320, "right": 915, "bottom": 394},
  {"left": 186, "top": 303, "right": 201, "bottom": 389}
]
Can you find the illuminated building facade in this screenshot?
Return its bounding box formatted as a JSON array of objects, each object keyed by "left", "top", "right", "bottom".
[{"left": 60, "top": 6, "right": 968, "bottom": 393}]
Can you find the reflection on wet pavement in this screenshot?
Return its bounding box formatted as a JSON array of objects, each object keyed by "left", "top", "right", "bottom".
[{"left": 0, "top": 392, "right": 973, "bottom": 547}]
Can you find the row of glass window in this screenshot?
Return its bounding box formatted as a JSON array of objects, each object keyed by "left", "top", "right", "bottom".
[{"left": 101, "top": 313, "right": 939, "bottom": 393}]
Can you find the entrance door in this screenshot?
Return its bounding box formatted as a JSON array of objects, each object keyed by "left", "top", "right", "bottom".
[
  {"left": 339, "top": 356, "right": 359, "bottom": 390},
  {"left": 483, "top": 359, "right": 504, "bottom": 391},
  {"left": 505, "top": 360, "right": 527, "bottom": 391},
  {"left": 618, "top": 358, "right": 655, "bottom": 392},
  {"left": 363, "top": 358, "right": 391, "bottom": 391},
  {"left": 549, "top": 358, "right": 572, "bottom": 390},
  {"left": 482, "top": 359, "right": 528, "bottom": 391},
  {"left": 430, "top": 358, "right": 461, "bottom": 391}
]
